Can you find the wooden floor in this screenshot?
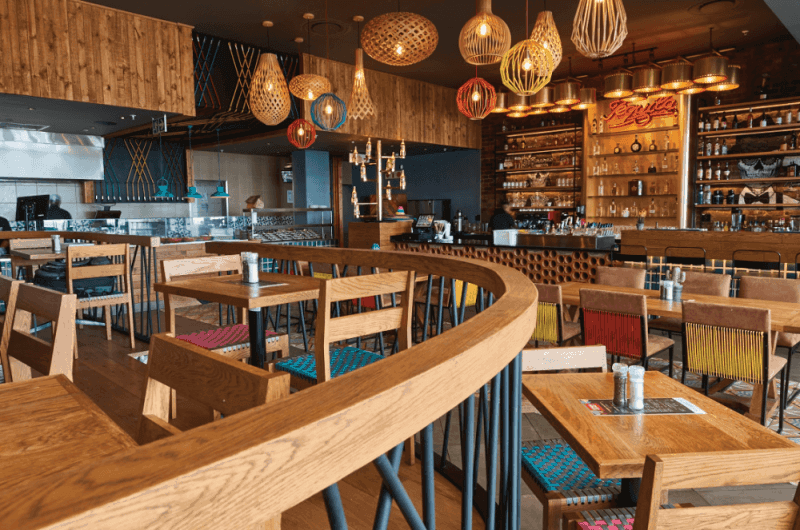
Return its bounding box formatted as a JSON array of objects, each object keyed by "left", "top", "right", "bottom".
[{"left": 67, "top": 311, "right": 477, "bottom": 530}]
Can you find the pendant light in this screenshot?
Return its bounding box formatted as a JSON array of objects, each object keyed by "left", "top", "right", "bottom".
[
  {"left": 457, "top": 71, "right": 497, "bottom": 120},
  {"left": 288, "top": 119, "right": 317, "bottom": 149},
  {"left": 693, "top": 28, "right": 728, "bottom": 84},
  {"left": 507, "top": 93, "right": 530, "bottom": 112},
  {"left": 530, "top": 86, "right": 554, "bottom": 108},
  {"left": 310, "top": 1, "right": 347, "bottom": 131},
  {"left": 507, "top": 110, "right": 527, "bottom": 118},
  {"left": 527, "top": 107, "right": 548, "bottom": 115},
  {"left": 289, "top": 14, "right": 332, "bottom": 101},
  {"left": 210, "top": 129, "right": 230, "bottom": 199},
  {"left": 677, "top": 83, "right": 705, "bottom": 95},
  {"left": 649, "top": 88, "right": 675, "bottom": 99},
  {"left": 554, "top": 57, "right": 581, "bottom": 106},
  {"left": 623, "top": 92, "right": 646, "bottom": 103},
  {"left": 633, "top": 66, "right": 661, "bottom": 94},
  {"left": 349, "top": 18, "right": 376, "bottom": 120},
  {"left": 184, "top": 125, "right": 203, "bottom": 200},
  {"left": 604, "top": 70, "right": 633, "bottom": 98},
  {"left": 706, "top": 64, "right": 741, "bottom": 92},
  {"left": 250, "top": 23, "right": 292, "bottom": 126},
  {"left": 362, "top": 2, "right": 438, "bottom": 66},
  {"left": 491, "top": 92, "right": 509, "bottom": 113},
  {"left": 571, "top": 88, "right": 596, "bottom": 110},
  {"left": 459, "top": 0, "right": 511, "bottom": 65},
  {"left": 530, "top": 1, "right": 562, "bottom": 69},
  {"left": 549, "top": 105, "right": 570, "bottom": 113},
  {"left": 500, "top": 0, "right": 554, "bottom": 96},
  {"left": 153, "top": 129, "right": 174, "bottom": 199},
  {"left": 660, "top": 59, "right": 694, "bottom": 90},
  {"left": 571, "top": 0, "right": 628, "bottom": 59}
]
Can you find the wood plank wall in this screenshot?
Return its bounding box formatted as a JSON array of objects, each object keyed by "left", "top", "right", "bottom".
[
  {"left": 301, "top": 54, "right": 481, "bottom": 150},
  {"left": 0, "top": 0, "right": 195, "bottom": 116}
]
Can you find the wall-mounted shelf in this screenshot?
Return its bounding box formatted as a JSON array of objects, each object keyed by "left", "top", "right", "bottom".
[
  {"left": 503, "top": 124, "right": 582, "bottom": 138},
  {"left": 697, "top": 124, "right": 800, "bottom": 138},
  {"left": 512, "top": 206, "right": 576, "bottom": 211},
  {"left": 497, "top": 186, "right": 580, "bottom": 192},
  {"left": 699, "top": 96, "right": 800, "bottom": 113},
  {"left": 589, "top": 194, "right": 677, "bottom": 198},
  {"left": 695, "top": 203, "right": 800, "bottom": 209},
  {"left": 496, "top": 145, "right": 581, "bottom": 155},
  {"left": 589, "top": 126, "right": 678, "bottom": 138},
  {"left": 588, "top": 171, "right": 678, "bottom": 178},
  {"left": 697, "top": 149, "right": 800, "bottom": 161},
  {"left": 695, "top": 177, "right": 800, "bottom": 186},
  {"left": 588, "top": 149, "right": 679, "bottom": 158},
  {"left": 496, "top": 166, "right": 580, "bottom": 174}
]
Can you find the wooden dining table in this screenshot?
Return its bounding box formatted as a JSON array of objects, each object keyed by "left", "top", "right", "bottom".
[
  {"left": 0, "top": 375, "right": 137, "bottom": 491},
  {"left": 154, "top": 272, "right": 322, "bottom": 368}
]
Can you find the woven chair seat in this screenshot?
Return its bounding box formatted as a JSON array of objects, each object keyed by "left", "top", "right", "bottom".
[
  {"left": 575, "top": 505, "right": 678, "bottom": 529},
  {"left": 522, "top": 439, "right": 620, "bottom": 506},
  {"left": 177, "top": 324, "right": 280, "bottom": 355},
  {"left": 275, "top": 346, "right": 385, "bottom": 383}
]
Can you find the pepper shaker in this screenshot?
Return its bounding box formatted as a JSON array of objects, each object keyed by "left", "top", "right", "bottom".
[
  {"left": 612, "top": 363, "right": 628, "bottom": 408},
  {"left": 628, "top": 366, "right": 645, "bottom": 411}
]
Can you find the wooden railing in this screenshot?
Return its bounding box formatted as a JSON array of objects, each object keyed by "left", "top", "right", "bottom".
[{"left": 0, "top": 243, "right": 537, "bottom": 529}]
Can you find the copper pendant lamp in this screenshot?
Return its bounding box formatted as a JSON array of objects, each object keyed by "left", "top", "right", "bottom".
[
  {"left": 459, "top": 0, "right": 512, "bottom": 65},
  {"left": 549, "top": 105, "right": 570, "bottom": 113},
  {"left": 571, "top": 88, "right": 596, "bottom": 110},
  {"left": 530, "top": 86, "right": 554, "bottom": 108},
  {"left": 677, "top": 83, "right": 706, "bottom": 95},
  {"left": 571, "top": 0, "right": 628, "bottom": 59},
  {"left": 457, "top": 76, "right": 497, "bottom": 120},
  {"left": 693, "top": 28, "right": 728, "bottom": 84},
  {"left": 660, "top": 60, "right": 694, "bottom": 90},
  {"left": 633, "top": 66, "right": 661, "bottom": 94},
  {"left": 491, "top": 92, "right": 510, "bottom": 113},
  {"left": 555, "top": 81, "right": 581, "bottom": 106},
  {"left": 362, "top": 7, "right": 438, "bottom": 66},
  {"left": 604, "top": 70, "right": 633, "bottom": 98},
  {"left": 705, "top": 64, "right": 741, "bottom": 92},
  {"left": 289, "top": 14, "right": 332, "bottom": 101},
  {"left": 507, "top": 93, "right": 530, "bottom": 112},
  {"left": 527, "top": 107, "right": 549, "bottom": 115}
]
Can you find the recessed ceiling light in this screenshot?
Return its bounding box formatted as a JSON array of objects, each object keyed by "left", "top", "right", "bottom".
[{"left": 28, "top": 107, "right": 34, "bottom": 111}]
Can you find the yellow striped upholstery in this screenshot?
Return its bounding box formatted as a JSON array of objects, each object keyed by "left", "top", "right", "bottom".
[
  {"left": 532, "top": 302, "right": 559, "bottom": 343},
  {"left": 453, "top": 280, "right": 479, "bottom": 307},
  {"left": 685, "top": 323, "right": 765, "bottom": 384}
]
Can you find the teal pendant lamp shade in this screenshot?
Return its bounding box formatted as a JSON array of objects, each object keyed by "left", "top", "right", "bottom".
[
  {"left": 155, "top": 130, "right": 174, "bottom": 198},
  {"left": 210, "top": 128, "right": 230, "bottom": 198},
  {"left": 183, "top": 125, "right": 203, "bottom": 200}
]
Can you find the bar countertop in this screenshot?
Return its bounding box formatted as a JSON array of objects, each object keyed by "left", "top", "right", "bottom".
[{"left": 391, "top": 233, "right": 616, "bottom": 252}]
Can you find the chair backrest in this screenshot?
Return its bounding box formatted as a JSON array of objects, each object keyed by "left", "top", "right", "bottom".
[
  {"left": 5, "top": 283, "right": 77, "bottom": 382},
  {"left": 682, "top": 301, "right": 771, "bottom": 384},
  {"left": 580, "top": 288, "right": 648, "bottom": 361},
  {"left": 0, "top": 276, "right": 21, "bottom": 382},
  {"left": 137, "top": 333, "right": 290, "bottom": 445},
  {"left": 522, "top": 345, "right": 607, "bottom": 373},
  {"left": 8, "top": 238, "right": 52, "bottom": 250},
  {"left": 629, "top": 449, "right": 800, "bottom": 530},
  {"left": 66, "top": 243, "right": 130, "bottom": 295},
  {"left": 160, "top": 255, "right": 243, "bottom": 332},
  {"left": 664, "top": 246, "right": 707, "bottom": 271},
  {"left": 739, "top": 276, "right": 800, "bottom": 304},
  {"left": 532, "top": 283, "right": 564, "bottom": 344},
  {"left": 315, "top": 270, "right": 415, "bottom": 383},
  {"left": 595, "top": 266, "right": 646, "bottom": 289},
  {"left": 681, "top": 271, "right": 732, "bottom": 297}
]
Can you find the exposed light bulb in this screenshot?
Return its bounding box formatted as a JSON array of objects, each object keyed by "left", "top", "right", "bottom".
[
  {"left": 325, "top": 104, "right": 333, "bottom": 115},
  {"left": 477, "top": 21, "right": 490, "bottom": 37},
  {"left": 307, "top": 90, "right": 314, "bottom": 99},
  {"left": 522, "top": 57, "right": 533, "bottom": 71},
  {"left": 395, "top": 43, "right": 404, "bottom": 55},
  {"left": 355, "top": 69, "right": 364, "bottom": 80},
  {"left": 267, "top": 82, "right": 274, "bottom": 91},
  {"left": 361, "top": 163, "right": 367, "bottom": 181},
  {"left": 351, "top": 187, "right": 358, "bottom": 204},
  {"left": 298, "top": 127, "right": 305, "bottom": 136},
  {"left": 472, "top": 90, "right": 481, "bottom": 102}
]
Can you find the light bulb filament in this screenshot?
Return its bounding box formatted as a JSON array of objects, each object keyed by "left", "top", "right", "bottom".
[
  {"left": 472, "top": 90, "right": 481, "bottom": 102},
  {"left": 325, "top": 104, "right": 333, "bottom": 115},
  {"left": 298, "top": 127, "right": 305, "bottom": 136},
  {"left": 395, "top": 43, "right": 404, "bottom": 55}
]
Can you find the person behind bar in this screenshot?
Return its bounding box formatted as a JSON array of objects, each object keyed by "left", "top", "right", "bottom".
[
  {"left": 46, "top": 194, "right": 72, "bottom": 220},
  {"left": 489, "top": 200, "right": 515, "bottom": 230}
]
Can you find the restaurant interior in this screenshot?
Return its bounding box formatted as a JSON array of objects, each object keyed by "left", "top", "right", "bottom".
[{"left": 3, "top": 0, "right": 800, "bottom": 529}]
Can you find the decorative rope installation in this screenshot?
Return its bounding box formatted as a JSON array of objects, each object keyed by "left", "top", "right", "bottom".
[
  {"left": 458, "top": 0, "right": 511, "bottom": 65},
  {"left": 287, "top": 119, "right": 316, "bottom": 149},
  {"left": 530, "top": 10, "right": 562, "bottom": 69},
  {"left": 685, "top": 323, "right": 764, "bottom": 383},
  {"left": 500, "top": 39, "right": 554, "bottom": 96},
  {"left": 571, "top": 0, "right": 628, "bottom": 60},
  {"left": 311, "top": 93, "right": 347, "bottom": 131},
  {"left": 457, "top": 77, "right": 497, "bottom": 120},
  {"left": 582, "top": 309, "right": 642, "bottom": 359},
  {"left": 362, "top": 12, "right": 438, "bottom": 66},
  {"left": 532, "top": 301, "right": 559, "bottom": 343},
  {"left": 249, "top": 53, "right": 292, "bottom": 126},
  {"left": 349, "top": 48, "right": 376, "bottom": 120},
  {"left": 289, "top": 74, "right": 332, "bottom": 102}
]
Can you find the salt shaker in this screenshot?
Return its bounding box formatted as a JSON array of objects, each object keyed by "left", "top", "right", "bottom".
[
  {"left": 660, "top": 279, "right": 673, "bottom": 301},
  {"left": 612, "top": 363, "right": 628, "bottom": 408},
  {"left": 628, "top": 365, "right": 645, "bottom": 411},
  {"left": 241, "top": 252, "right": 259, "bottom": 284},
  {"left": 51, "top": 234, "right": 61, "bottom": 254}
]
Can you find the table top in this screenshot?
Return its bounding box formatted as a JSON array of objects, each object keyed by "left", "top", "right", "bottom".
[
  {"left": 560, "top": 282, "right": 800, "bottom": 334},
  {"left": 154, "top": 272, "right": 322, "bottom": 310},
  {"left": 0, "top": 375, "right": 137, "bottom": 491},
  {"left": 522, "top": 371, "right": 796, "bottom": 479},
  {"left": 10, "top": 247, "right": 64, "bottom": 260}
]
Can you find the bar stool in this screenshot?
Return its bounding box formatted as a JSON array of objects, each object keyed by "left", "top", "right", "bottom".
[
  {"left": 531, "top": 284, "right": 581, "bottom": 346},
  {"left": 594, "top": 266, "right": 646, "bottom": 289}
]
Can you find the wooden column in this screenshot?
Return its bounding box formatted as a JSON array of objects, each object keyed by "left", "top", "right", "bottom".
[{"left": 330, "top": 156, "right": 344, "bottom": 246}]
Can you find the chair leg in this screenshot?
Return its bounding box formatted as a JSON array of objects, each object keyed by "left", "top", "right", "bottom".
[
  {"left": 104, "top": 307, "right": 112, "bottom": 341},
  {"left": 127, "top": 301, "right": 136, "bottom": 349},
  {"left": 779, "top": 369, "right": 787, "bottom": 434},
  {"left": 681, "top": 365, "right": 686, "bottom": 385},
  {"left": 761, "top": 378, "right": 769, "bottom": 426},
  {"left": 668, "top": 346, "right": 674, "bottom": 378}
]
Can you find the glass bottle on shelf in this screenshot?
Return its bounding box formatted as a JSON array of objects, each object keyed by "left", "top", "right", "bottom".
[
  {"left": 705, "top": 115, "right": 712, "bottom": 132},
  {"left": 649, "top": 198, "right": 657, "bottom": 215},
  {"left": 721, "top": 138, "right": 728, "bottom": 155},
  {"left": 602, "top": 158, "right": 609, "bottom": 174},
  {"left": 661, "top": 201, "right": 669, "bottom": 217},
  {"left": 592, "top": 118, "right": 597, "bottom": 134},
  {"left": 503, "top": 138, "right": 509, "bottom": 151},
  {"left": 510, "top": 137, "right": 517, "bottom": 150},
  {"left": 662, "top": 153, "right": 669, "bottom": 171},
  {"left": 758, "top": 76, "right": 768, "bottom": 100},
  {"left": 631, "top": 134, "right": 642, "bottom": 152},
  {"left": 714, "top": 137, "right": 721, "bottom": 156},
  {"left": 598, "top": 179, "right": 604, "bottom": 196},
  {"left": 705, "top": 138, "right": 713, "bottom": 157},
  {"left": 594, "top": 139, "right": 600, "bottom": 155},
  {"left": 520, "top": 136, "right": 527, "bottom": 149},
  {"left": 705, "top": 161, "right": 713, "bottom": 180},
  {"left": 664, "top": 132, "right": 671, "bottom": 151},
  {"left": 674, "top": 155, "right": 679, "bottom": 173},
  {"left": 596, "top": 203, "right": 604, "bottom": 217},
  {"left": 791, "top": 131, "right": 798, "bottom": 150},
  {"left": 704, "top": 185, "right": 712, "bottom": 204},
  {"left": 759, "top": 110, "right": 768, "bottom": 128},
  {"left": 649, "top": 180, "right": 657, "bottom": 194},
  {"left": 721, "top": 113, "right": 728, "bottom": 130},
  {"left": 662, "top": 178, "right": 670, "bottom": 195},
  {"left": 501, "top": 121, "right": 508, "bottom": 132},
  {"left": 622, "top": 206, "right": 630, "bottom": 218},
  {"left": 723, "top": 162, "right": 731, "bottom": 180},
  {"left": 697, "top": 162, "right": 704, "bottom": 181},
  {"left": 715, "top": 162, "right": 722, "bottom": 180},
  {"left": 672, "top": 197, "right": 678, "bottom": 217},
  {"left": 614, "top": 143, "right": 622, "bottom": 154},
  {"left": 611, "top": 182, "right": 618, "bottom": 196},
  {"left": 747, "top": 108, "right": 754, "bottom": 128},
  {"left": 732, "top": 113, "right": 739, "bottom": 129},
  {"left": 599, "top": 119, "right": 604, "bottom": 134},
  {"left": 698, "top": 114, "right": 705, "bottom": 133},
  {"left": 613, "top": 162, "right": 621, "bottom": 174},
  {"left": 776, "top": 111, "right": 784, "bottom": 125},
  {"left": 649, "top": 138, "right": 657, "bottom": 151},
  {"left": 593, "top": 161, "right": 599, "bottom": 176},
  {"left": 697, "top": 138, "right": 704, "bottom": 157},
  {"left": 632, "top": 159, "right": 640, "bottom": 174},
  {"left": 609, "top": 199, "right": 617, "bottom": 217},
  {"left": 648, "top": 162, "right": 657, "bottom": 174},
  {"left": 713, "top": 114, "right": 719, "bottom": 130}
]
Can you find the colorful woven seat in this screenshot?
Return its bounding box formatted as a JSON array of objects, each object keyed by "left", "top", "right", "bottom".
[
  {"left": 177, "top": 324, "right": 281, "bottom": 356},
  {"left": 276, "top": 346, "right": 385, "bottom": 383},
  {"left": 572, "top": 505, "right": 679, "bottom": 530},
  {"left": 522, "top": 439, "right": 621, "bottom": 507}
]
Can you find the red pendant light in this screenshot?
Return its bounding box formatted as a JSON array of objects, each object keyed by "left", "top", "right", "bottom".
[
  {"left": 288, "top": 119, "right": 316, "bottom": 149},
  {"left": 457, "top": 76, "right": 497, "bottom": 120}
]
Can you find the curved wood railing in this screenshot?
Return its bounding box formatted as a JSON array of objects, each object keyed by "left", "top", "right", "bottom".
[{"left": 0, "top": 244, "right": 537, "bottom": 529}]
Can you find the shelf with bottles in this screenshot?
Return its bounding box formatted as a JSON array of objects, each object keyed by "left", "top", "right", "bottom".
[
  {"left": 588, "top": 154, "right": 679, "bottom": 177},
  {"left": 588, "top": 172, "right": 678, "bottom": 179},
  {"left": 496, "top": 166, "right": 581, "bottom": 175},
  {"left": 697, "top": 124, "right": 800, "bottom": 138},
  {"left": 588, "top": 130, "right": 677, "bottom": 156},
  {"left": 505, "top": 191, "right": 578, "bottom": 210},
  {"left": 501, "top": 124, "right": 582, "bottom": 138},
  {"left": 697, "top": 149, "right": 800, "bottom": 161},
  {"left": 499, "top": 173, "right": 580, "bottom": 189},
  {"left": 695, "top": 204, "right": 800, "bottom": 209},
  {"left": 512, "top": 206, "right": 577, "bottom": 211},
  {"left": 588, "top": 193, "right": 676, "bottom": 198},
  {"left": 694, "top": 176, "right": 800, "bottom": 187},
  {"left": 588, "top": 125, "right": 678, "bottom": 137},
  {"left": 697, "top": 102, "right": 800, "bottom": 137},
  {"left": 496, "top": 145, "right": 582, "bottom": 156},
  {"left": 497, "top": 186, "right": 580, "bottom": 192},
  {"left": 588, "top": 149, "right": 679, "bottom": 158},
  {"left": 498, "top": 150, "right": 580, "bottom": 171},
  {"left": 593, "top": 197, "right": 678, "bottom": 219}
]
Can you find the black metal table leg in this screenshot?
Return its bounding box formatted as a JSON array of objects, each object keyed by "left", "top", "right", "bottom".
[{"left": 249, "top": 307, "right": 265, "bottom": 369}]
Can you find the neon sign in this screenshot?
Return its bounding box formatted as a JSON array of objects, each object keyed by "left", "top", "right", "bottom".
[{"left": 602, "top": 97, "right": 679, "bottom": 129}]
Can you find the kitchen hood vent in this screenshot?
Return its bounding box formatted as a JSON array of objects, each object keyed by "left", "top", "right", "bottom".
[
  {"left": 0, "top": 128, "right": 104, "bottom": 181},
  {"left": 0, "top": 122, "right": 50, "bottom": 132}
]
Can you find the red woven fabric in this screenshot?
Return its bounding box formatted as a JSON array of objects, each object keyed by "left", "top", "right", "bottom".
[
  {"left": 177, "top": 324, "right": 277, "bottom": 349},
  {"left": 582, "top": 309, "right": 642, "bottom": 359}
]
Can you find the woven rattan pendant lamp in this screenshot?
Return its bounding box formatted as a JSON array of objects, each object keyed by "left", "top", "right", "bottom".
[
  {"left": 362, "top": 1, "right": 438, "bottom": 66},
  {"left": 459, "top": 0, "right": 511, "bottom": 65},
  {"left": 530, "top": 1, "right": 562, "bottom": 69},
  {"left": 310, "top": 1, "right": 347, "bottom": 131},
  {"left": 500, "top": 0, "right": 554, "bottom": 96},
  {"left": 287, "top": 119, "right": 316, "bottom": 149},
  {"left": 349, "top": 18, "right": 376, "bottom": 120},
  {"left": 250, "top": 23, "right": 292, "bottom": 126},
  {"left": 457, "top": 69, "right": 497, "bottom": 120},
  {"left": 289, "top": 14, "right": 332, "bottom": 101},
  {"left": 571, "top": 0, "right": 628, "bottom": 59},
  {"left": 693, "top": 28, "right": 728, "bottom": 84}
]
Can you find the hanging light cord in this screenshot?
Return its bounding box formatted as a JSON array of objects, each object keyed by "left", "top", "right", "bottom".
[
  {"left": 216, "top": 129, "right": 222, "bottom": 185},
  {"left": 325, "top": 0, "right": 330, "bottom": 60},
  {"left": 526, "top": 0, "right": 529, "bottom": 37}
]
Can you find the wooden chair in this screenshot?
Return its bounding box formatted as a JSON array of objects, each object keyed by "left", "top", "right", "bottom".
[
  {"left": 681, "top": 301, "right": 787, "bottom": 429},
  {"left": 649, "top": 271, "right": 732, "bottom": 336},
  {"left": 161, "top": 255, "right": 289, "bottom": 363},
  {"left": 0, "top": 276, "right": 22, "bottom": 382},
  {"left": 595, "top": 266, "right": 646, "bottom": 289},
  {"left": 580, "top": 288, "right": 675, "bottom": 375},
  {"left": 4, "top": 283, "right": 76, "bottom": 382},
  {"left": 519, "top": 346, "right": 621, "bottom": 530},
  {"left": 9, "top": 237, "right": 52, "bottom": 281},
  {"left": 276, "top": 270, "right": 415, "bottom": 391},
  {"left": 530, "top": 283, "right": 582, "bottom": 347},
  {"left": 137, "top": 333, "right": 289, "bottom": 529},
  {"left": 413, "top": 277, "right": 478, "bottom": 338},
  {"left": 66, "top": 244, "right": 135, "bottom": 354},
  {"left": 567, "top": 449, "right": 800, "bottom": 529}
]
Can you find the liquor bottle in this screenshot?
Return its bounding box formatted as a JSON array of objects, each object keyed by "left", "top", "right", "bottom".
[
  {"left": 791, "top": 131, "right": 798, "bottom": 150},
  {"left": 609, "top": 199, "right": 617, "bottom": 217},
  {"left": 611, "top": 182, "right": 618, "bottom": 196},
  {"left": 697, "top": 138, "right": 704, "bottom": 157},
  {"left": 721, "top": 138, "right": 728, "bottom": 155},
  {"left": 632, "top": 159, "right": 639, "bottom": 174},
  {"left": 592, "top": 118, "right": 597, "bottom": 134},
  {"left": 698, "top": 114, "right": 705, "bottom": 133},
  {"left": 648, "top": 162, "right": 657, "bottom": 173},
  {"left": 732, "top": 113, "right": 739, "bottom": 129},
  {"left": 510, "top": 137, "right": 517, "bottom": 150},
  {"left": 596, "top": 203, "right": 604, "bottom": 217},
  {"left": 613, "top": 162, "right": 621, "bottom": 174},
  {"left": 759, "top": 110, "right": 768, "bottom": 128},
  {"left": 713, "top": 114, "right": 720, "bottom": 130},
  {"left": 501, "top": 122, "right": 508, "bottom": 133},
  {"left": 662, "top": 178, "right": 671, "bottom": 194},
  {"left": 714, "top": 138, "right": 721, "bottom": 156},
  {"left": 661, "top": 201, "right": 669, "bottom": 217},
  {"left": 705, "top": 138, "right": 713, "bottom": 157},
  {"left": 662, "top": 154, "right": 669, "bottom": 171},
  {"left": 599, "top": 119, "right": 604, "bottom": 134},
  {"left": 715, "top": 162, "right": 722, "bottom": 180},
  {"left": 630, "top": 134, "right": 642, "bottom": 153},
  {"left": 614, "top": 142, "right": 622, "bottom": 154},
  {"left": 649, "top": 198, "right": 657, "bottom": 215},
  {"left": 593, "top": 161, "right": 599, "bottom": 176},
  {"left": 777, "top": 112, "right": 784, "bottom": 125},
  {"left": 758, "top": 76, "right": 768, "bottom": 100},
  {"left": 723, "top": 162, "right": 731, "bottom": 180},
  {"left": 649, "top": 138, "right": 657, "bottom": 151},
  {"left": 601, "top": 158, "right": 609, "bottom": 174},
  {"left": 705, "top": 161, "right": 713, "bottom": 180},
  {"left": 697, "top": 162, "right": 704, "bottom": 181},
  {"left": 674, "top": 155, "right": 679, "bottom": 171},
  {"left": 664, "top": 132, "right": 671, "bottom": 151},
  {"left": 594, "top": 139, "right": 600, "bottom": 155},
  {"left": 747, "top": 108, "right": 754, "bottom": 128},
  {"left": 598, "top": 179, "right": 604, "bottom": 196},
  {"left": 704, "top": 185, "right": 712, "bottom": 205},
  {"left": 520, "top": 136, "right": 527, "bottom": 149},
  {"left": 503, "top": 138, "right": 509, "bottom": 151},
  {"left": 721, "top": 113, "right": 728, "bottom": 130},
  {"left": 649, "top": 180, "right": 657, "bottom": 194},
  {"left": 705, "top": 116, "right": 712, "bottom": 132}
]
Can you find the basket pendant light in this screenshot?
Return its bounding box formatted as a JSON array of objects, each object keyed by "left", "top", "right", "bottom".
[
  {"left": 571, "top": 0, "right": 628, "bottom": 59},
  {"left": 530, "top": 7, "right": 562, "bottom": 69},
  {"left": 311, "top": 93, "right": 347, "bottom": 131},
  {"left": 362, "top": 10, "right": 438, "bottom": 66},
  {"left": 457, "top": 75, "right": 497, "bottom": 120},
  {"left": 250, "top": 52, "right": 292, "bottom": 126},
  {"left": 458, "top": 0, "right": 511, "bottom": 65},
  {"left": 501, "top": 0, "right": 554, "bottom": 96},
  {"left": 289, "top": 14, "right": 332, "bottom": 101},
  {"left": 349, "top": 18, "right": 377, "bottom": 122},
  {"left": 288, "top": 119, "right": 317, "bottom": 149}
]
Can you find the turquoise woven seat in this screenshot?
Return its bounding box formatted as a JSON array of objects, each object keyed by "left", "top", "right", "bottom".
[
  {"left": 276, "top": 346, "right": 385, "bottom": 383},
  {"left": 522, "top": 439, "right": 621, "bottom": 506}
]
